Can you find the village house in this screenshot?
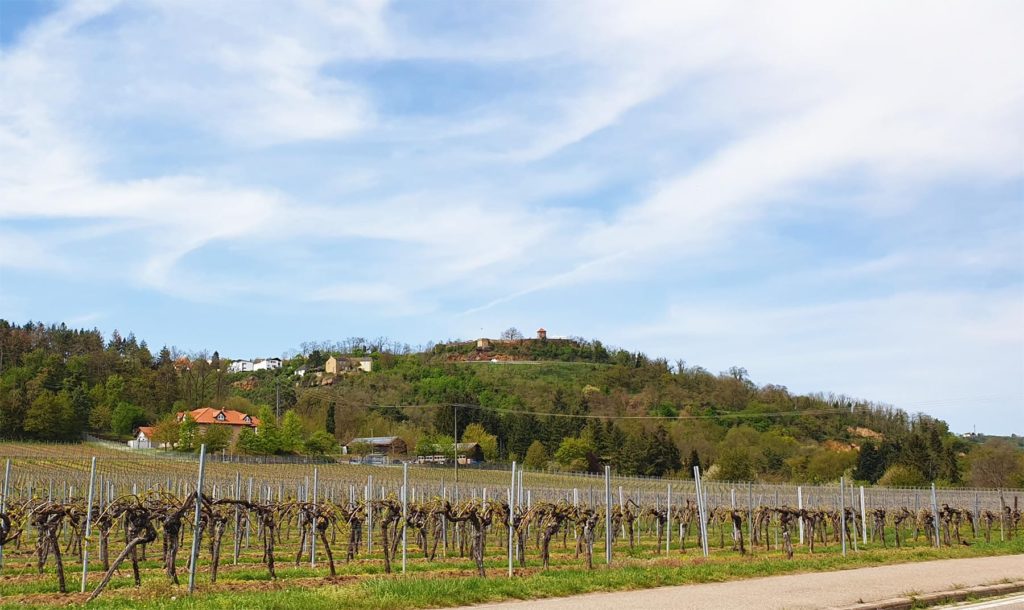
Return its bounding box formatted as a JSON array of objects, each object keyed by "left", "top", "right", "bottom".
[
  {"left": 252, "top": 358, "right": 282, "bottom": 371},
  {"left": 176, "top": 407, "right": 260, "bottom": 445},
  {"left": 325, "top": 355, "right": 373, "bottom": 375},
  {"left": 128, "top": 426, "right": 173, "bottom": 450},
  {"left": 228, "top": 360, "right": 254, "bottom": 373}
]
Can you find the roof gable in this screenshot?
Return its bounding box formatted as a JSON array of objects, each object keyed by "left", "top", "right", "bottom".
[{"left": 177, "top": 407, "right": 260, "bottom": 427}]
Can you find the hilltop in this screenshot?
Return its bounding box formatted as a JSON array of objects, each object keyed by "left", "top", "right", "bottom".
[{"left": 1, "top": 320, "right": 1022, "bottom": 487}]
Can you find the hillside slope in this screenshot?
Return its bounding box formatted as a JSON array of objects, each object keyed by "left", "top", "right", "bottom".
[{"left": 2, "top": 321, "right": 1022, "bottom": 487}]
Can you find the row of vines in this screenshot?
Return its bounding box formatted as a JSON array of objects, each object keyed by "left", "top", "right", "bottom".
[{"left": 0, "top": 456, "right": 1021, "bottom": 603}]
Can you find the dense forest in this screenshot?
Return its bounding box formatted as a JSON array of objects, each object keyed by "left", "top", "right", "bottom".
[{"left": 1, "top": 320, "right": 1022, "bottom": 488}]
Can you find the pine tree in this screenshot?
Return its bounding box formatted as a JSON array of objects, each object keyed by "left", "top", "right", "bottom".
[
  {"left": 686, "top": 448, "right": 702, "bottom": 475},
  {"left": 325, "top": 402, "right": 336, "bottom": 436},
  {"left": 645, "top": 426, "right": 681, "bottom": 476}
]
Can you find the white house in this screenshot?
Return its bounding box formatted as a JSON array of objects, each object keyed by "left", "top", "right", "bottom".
[
  {"left": 228, "top": 360, "right": 254, "bottom": 373},
  {"left": 252, "top": 358, "right": 282, "bottom": 371},
  {"left": 128, "top": 426, "right": 172, "bottom": 450}
]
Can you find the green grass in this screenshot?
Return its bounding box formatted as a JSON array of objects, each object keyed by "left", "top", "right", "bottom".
[{"left": 2, "top": 537, "right": 1020, "bottom": 609}]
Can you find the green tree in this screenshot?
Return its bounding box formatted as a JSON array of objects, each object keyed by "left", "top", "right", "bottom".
[
  {"left": 237, "top": 427, "right": 259, "bottom": 454},
  {"left": 305, "top": 430, "right": 338, "bottom": 455},
  {"left": 461, "top": 423, "right": 498, "bottom": 460},
  {"left": 24, "top": 391, "right": 74, "bottom": 441},
  {"left": 89, "top": 403, "right": 112, "bottom": 433},
  {"left": 685, "top": 449, "right": 702, "bottom": 475},
  {"left": 201, "top": 424, "right": 231, "bottom": 453},
  {"left": 347, "top": 441, "right": 374, "bottom": 456},
  {"left": 969, "top": 439, "right": 1024, "bottom": 487},
  {"left": 645, "top": 426, "right": 681, "bottom": 476},
  {"left": 615, "top": 433, "right": 649, "bottom": 475},
  {"left": 554, "top": 437, "right": 595, "bottom": 472},
  {"left": 854, "top": 442, "right": 885, "bottom": 483},
  {"left": 178, "top": 414, "right": 198, "bottom": 452},
  {"left": 524, "top": 440, "right": 548, "bottom": 469},
  {"left": 715, "top": 446, "right": 754, "bottom": 481},
  {"left": 111, "top": 402, "right": 146, "bottom": 437},
  {"left": 804, "top": 449, "right": 856, "bottom": 483},
  {"left": 325, "top": 402, "right": 336, "bottom": 436},
  {"left": 901, "top": 432, "right": 935, "bottom": 480},
  {"left": 280, "top": 410, "right": 304, "bottom": 454},
  {"left": 254, "top": 406, "right": 282, "bottom": 454},
  {"left": 151, "top": 414, "right": 179, "bottom": 450},
  {"left": 877, "top": 464, "right": 928, "bottom": 487}
]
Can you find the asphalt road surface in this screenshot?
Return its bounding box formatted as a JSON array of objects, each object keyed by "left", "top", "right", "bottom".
[
  {"left": 940, "top": 594, "right": 1024, "bottom": 609},
  {"left": 454, "top": 555, "right": 1024, "bottom": 610}
]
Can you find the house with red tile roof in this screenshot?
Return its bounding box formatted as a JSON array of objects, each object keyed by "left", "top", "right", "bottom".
[{"left": 176, "top": 407, "right": 261, "bottom": 446}]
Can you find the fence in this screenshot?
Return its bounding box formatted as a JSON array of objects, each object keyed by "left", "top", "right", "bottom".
[{"left": 1, "top": 454, "right": 1018, "bottom": 515}]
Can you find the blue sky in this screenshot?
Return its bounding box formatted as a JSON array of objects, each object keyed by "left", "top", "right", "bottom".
[{"left": 1, "top": 1, "right": 1021, "bottom": 434}]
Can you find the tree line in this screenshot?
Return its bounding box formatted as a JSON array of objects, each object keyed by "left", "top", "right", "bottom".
[{"left": 1, "top": 320, "right": 1021, "bottom": 487}]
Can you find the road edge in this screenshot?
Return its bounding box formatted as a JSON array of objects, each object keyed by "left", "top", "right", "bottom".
[{"left": 835, "top": 581, "right": 1024, "bottom": 610}]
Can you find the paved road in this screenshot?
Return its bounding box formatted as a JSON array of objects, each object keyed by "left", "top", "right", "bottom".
[
  {"left": 941, "top": 594, "right": 1024, "bottom": 609},
  {"left": 455, "top": 555, "right": 1024, "bottom": 610}
]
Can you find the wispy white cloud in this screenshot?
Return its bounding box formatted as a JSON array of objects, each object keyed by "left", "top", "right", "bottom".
[
  {"left": 615, "top": 288, "right": 1024, "bottom": 428},
  {"left": 0, "top": 0, "right": 1020, "bottom": 429}
]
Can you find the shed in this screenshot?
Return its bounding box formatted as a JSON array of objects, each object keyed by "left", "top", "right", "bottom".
[{"left": 346, "top": 436, "right": 408, "bottom": 456}]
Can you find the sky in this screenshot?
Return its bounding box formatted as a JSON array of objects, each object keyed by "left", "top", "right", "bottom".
[{"left": 1, "top": 0, "right": 1022, "bottom": 434}]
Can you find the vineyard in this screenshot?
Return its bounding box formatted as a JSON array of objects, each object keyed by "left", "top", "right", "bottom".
[{"left": 0, "top": 445, "right": 1022, "bottom": 609}]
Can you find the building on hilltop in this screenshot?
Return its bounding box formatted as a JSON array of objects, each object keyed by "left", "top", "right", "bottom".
[
  {"left": 252, "top": 358, "right": 282, "bottom": 371},
  {"left": 228, "top": 360, "right": 254, "bottom": 373},
  {"left": 536, "top": 328, "right": 547, "bottom": 340},
  {"left": 325, "top": 355, "right": 373, "bottom": 375}
]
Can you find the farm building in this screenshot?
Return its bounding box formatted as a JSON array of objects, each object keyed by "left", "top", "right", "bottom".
[
  {"left": 128, "top": 426, "right": 172, "bottom": 450},
  {"left": 346, "top": 435, "right": 408, "bottom": 456},
  {"left": 457, "top": 442, "right": 485, "bottom": 463},
  {"left": 414, "top": 442, "right": 485, "bottom": 465}
]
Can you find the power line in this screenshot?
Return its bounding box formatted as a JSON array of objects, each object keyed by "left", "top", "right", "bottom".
[{"left": 363, "top": 402, "right": 855, "bottom": 421}]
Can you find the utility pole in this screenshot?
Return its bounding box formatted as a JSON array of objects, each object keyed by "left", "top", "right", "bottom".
[{"left": 454, "top": 405, "right": 459, "bottom": 484}]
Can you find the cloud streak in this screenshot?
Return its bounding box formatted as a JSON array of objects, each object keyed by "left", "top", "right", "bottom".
[{"left": 0, "top": 0, "right": 1020, "bottom": 431}]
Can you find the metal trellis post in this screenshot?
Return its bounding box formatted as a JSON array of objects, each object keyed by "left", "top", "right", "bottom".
[
  {"left": 80, "top": 457, "right": 96, "bottom": 592},
  {"left": 604, "top": 465, "right": 612, "bottom": 564},
  {"left": 839, "top": 476, "right": 847, "bottom": 557},
  {"left": 188, "top": 444, "right": 208, "bottom": 594}
]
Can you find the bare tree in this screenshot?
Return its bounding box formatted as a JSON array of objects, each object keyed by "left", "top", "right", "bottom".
[{"left": 500, "top": 327, "right": 523, "bottom": 341}]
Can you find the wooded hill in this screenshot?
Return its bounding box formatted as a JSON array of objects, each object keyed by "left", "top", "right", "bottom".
[{"left": 1, "top": 320, "right": 1021, "bottom": 488}]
